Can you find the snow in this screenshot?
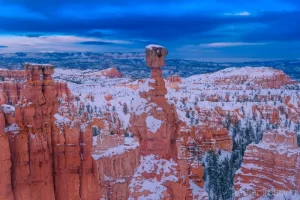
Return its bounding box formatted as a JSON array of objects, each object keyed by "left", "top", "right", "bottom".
[
  {"left": 47, "top": 65, "right": 300, "bottom": 200},
  {"left": 258, "top": 192, "right": 300, "bottom": 200},
  {"left": 139, "top": 79, "right": 154, "bottom": 92},
  {"left": 54, "top": 113, "right": 71, "bottom": 125},
  {"left": 92, "top": 140, "right": 139, "bottom": 160},
  {"left": 146, "top": 44, "right": 164, "bottom": 50},
  {"left": 1, "top": 104, "right": 15, "bottom": 113},
  {"left": 128, "top": 154, "right": 179, "bottom": 200},
  {"left": 93, "top": 136, "right": 98, "bottom": 146},
  {"left": 253, "top": 129, "right": 299, "bottom": 156},
  {"left": 186, "top": 67, "right": 281, "bottom": 83},
  {"left": 237, "top": 190, "right": 300, "bottom": 200},
  {"left": 25, "top": 63, "right": 53, "bottom": 67},
  {"left": 146, "top": 116, "right": 162, "bottom": 133},
  {"left": 218, "top": 150, "right": 232, "bottom": 161},
  {"left": 4, "top": 123, "right": 19, "bottom": 134},
  {"left": 124, "top": 137, "right": 134, "bottom": 145},
  {"left": 189, "top": 180, "right": 208, "bottom": 199}
]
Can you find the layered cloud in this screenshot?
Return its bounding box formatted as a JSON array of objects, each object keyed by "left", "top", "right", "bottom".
[{"left": 0, "top": 0, "right": 299, "bottom": 60}]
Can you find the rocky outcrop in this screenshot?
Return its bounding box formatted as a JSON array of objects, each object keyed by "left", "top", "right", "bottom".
[
  {"left": 56, "top": 82, "right": 73, "bottom": 102},
  {"left": 89, "top": 67, "right": 122, "bottom": 78},
  {"left": 0, "top": 82, "right": 23, "bottom": 106},
  {"left": 130, "top": 45, "right": 178, "bottom": 158},
  {"left": 208, "top": 67, "right": 297, "bottom": 89},
  {"left": 0, "top": 109, "right": 14, "bottom": 200},
  {"left": 93, "top": 139, "right": 140, "bottom": 200},
  {"left": 129, "top": 45, "right": 207, "bottom": 199},
  {"left": 166, "top": 74, "right": 182, "bottom": 84},
  {"left": 0, "top": 63, "right": 101, "bottom": 200},
  {"left": 52, "top": 115, "right": 100, "bottom": 200},
  {"left": 11, "top": 63, "right": 58, "bottom": 200},
  {"left": 0, "top": 70, "right": 26, "bottom": 81},
  {"left": 166, "top": 75, "right": 182, "bottom": 91},
  {"left": 0, "top": 77, "right": 71, "bottom": 107},
  {"left": 234, "top": 129, "right": 300, "bottom": 199}
]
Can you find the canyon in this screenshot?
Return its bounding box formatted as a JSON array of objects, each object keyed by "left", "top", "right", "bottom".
[{"left": 0, "top": 46, "right": 299, "bottom": 200}]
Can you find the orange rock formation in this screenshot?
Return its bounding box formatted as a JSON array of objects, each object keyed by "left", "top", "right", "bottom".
[
  {"left": 0, "top": 70, "right": 26, "bottom": 81},
  {"left": 129, "top": 45, "right": 207, "bottom": 199},
  {"left": 0, "top": 63, "right": 100, "bottom": 200},
  {"left": 234, "top": 129, "right": 300, "bottom": 199},
  {"left": 130, "top": 45, "right": 178, "bottom": 159},
  {"left": 90, "top": 67, "right": 122, "bottom": 78}
]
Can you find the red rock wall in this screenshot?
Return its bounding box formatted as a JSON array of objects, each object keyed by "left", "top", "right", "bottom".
[
  {"left": 52, "top": 119, "right": 100, "bottom": 200},
  {"left": 0, "top": 64, "right": 101, "bottom": 200},
  {"left": 0, "top": 110, "right": 14, "bottom": 200},
  {"left": 0, "top": 70, "right": 26, "bottom": 81},
  {"left": 95, "top": 147, "right": 140, "bottom": 199},
  {"left": 234, "top": 129, "right": 300, "bottom": 199},
  {"left": 0, "top": 80, "right": 72, "bottom": 107},
  {"left": 56, "top": 82, "right": 73, "bottom": 102}
]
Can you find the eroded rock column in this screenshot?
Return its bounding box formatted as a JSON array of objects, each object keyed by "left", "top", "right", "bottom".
[
  {"left": 0, "top": 109, "right": 14, "bottom": 200},
  {"left": 128, "top": 45, "right": 207, "bottom": 199},
  {"left": 130, "top": 45, "right": 178, "bottom": 159},
  {"left": 12, "top": 64, "right": 57, "bottom": 200}
]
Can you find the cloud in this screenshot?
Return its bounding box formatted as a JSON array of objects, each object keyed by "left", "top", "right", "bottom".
[
  {"left": 0, "top": 0, "right": 300, "bottom": 60},
  {"left": 199, "top": 42, "right": 266, "bottom": 47},
  {"left": 225, "top": 11, "right": 251, "bottom": 16},
  {"left": 1, "top": 1, "right": 299, "bottom": 45},
  {"left": 79, "top": 41, "right": 116, "bottom": 45},
  {"left": 25, "top": 34, "right": 42, "bottom": 37},
  {"left": 84, "top": 31, "right": 111, "bottom": 38},
  {"left": 242, "top": 10, "right": 300, "bottom": 42},
  {"left": 0, "top": 12, "right": 260, "bottom": 43}
]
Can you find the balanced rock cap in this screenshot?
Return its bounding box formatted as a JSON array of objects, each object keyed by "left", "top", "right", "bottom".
[{"left": 145, "top": 44, "right": 168, "bottom": 68}]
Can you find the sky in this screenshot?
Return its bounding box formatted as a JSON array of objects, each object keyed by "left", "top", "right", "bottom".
[{"left": 0, "top": 0, "right": 299, "bottom": 61}]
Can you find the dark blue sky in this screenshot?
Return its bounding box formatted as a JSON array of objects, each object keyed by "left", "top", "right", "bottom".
[{"left": 0, "top": 0, "right": 299, "bottom": 61}]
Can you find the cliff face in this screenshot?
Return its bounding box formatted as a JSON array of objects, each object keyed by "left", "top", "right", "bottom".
[
  {"left": 0, "top": 70, "right": 26, "bottom": 81},
  {"left": 0, "top": 80, "right": 72, "bottom": 107},
  {"left": 234, "top": 129, "right": 300, "bottom": 199},
  {"left": 0, "top": 109, "right": 14, "bottom": 200},
  {"left": 55, "top": 82, "right": 73, "bottom": 102},
  {"left": 211, "top": 67, "right": 297, "bottom": 89},
  {"left": 94, "top": 141, "right": 140, "bottom": 199},
  {"left": 52, "top": 116, "right": 100, "bottom": 200},
  {"left": 0, "top": 63, "right": 101, "bottom": 200}
]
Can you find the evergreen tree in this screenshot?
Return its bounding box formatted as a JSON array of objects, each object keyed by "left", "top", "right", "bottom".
[
  {"left": 186, "top": 110, "right": 190, "bottom": 118},
  {"left": 194, "top": 96, "right": 199, "bottom": 106},
  {"left": 124, "top": 131, "right": 130, "bottom": 137},
  {"left": 123, "top": 103, "right": 128, "bottom": 114},
  {"left": 86, "top": 104, "right": 90, "bottom": 113}
]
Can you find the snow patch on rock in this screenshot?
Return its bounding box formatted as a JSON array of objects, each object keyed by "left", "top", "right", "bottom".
[{"left": 146, "top": 116, "right": 162, "bottom": 133}]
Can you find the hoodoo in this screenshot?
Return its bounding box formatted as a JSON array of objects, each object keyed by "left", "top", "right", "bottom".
[
  {"left": 130, "top": 44, "right": 178, "bottom": 158},
  {"left": 128, "top": 45, "right": 208, "bottom": 199}
]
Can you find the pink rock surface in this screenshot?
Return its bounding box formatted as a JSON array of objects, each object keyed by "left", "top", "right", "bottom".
[
  {"left": 0, "top": 64, "right": 101, "bottom": 200},
  {"left": 234, "top": 129, "right": 300, "bottom": 199},
  {"left": 128, "top": 45, "right": 208, "bottom": 199}
]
